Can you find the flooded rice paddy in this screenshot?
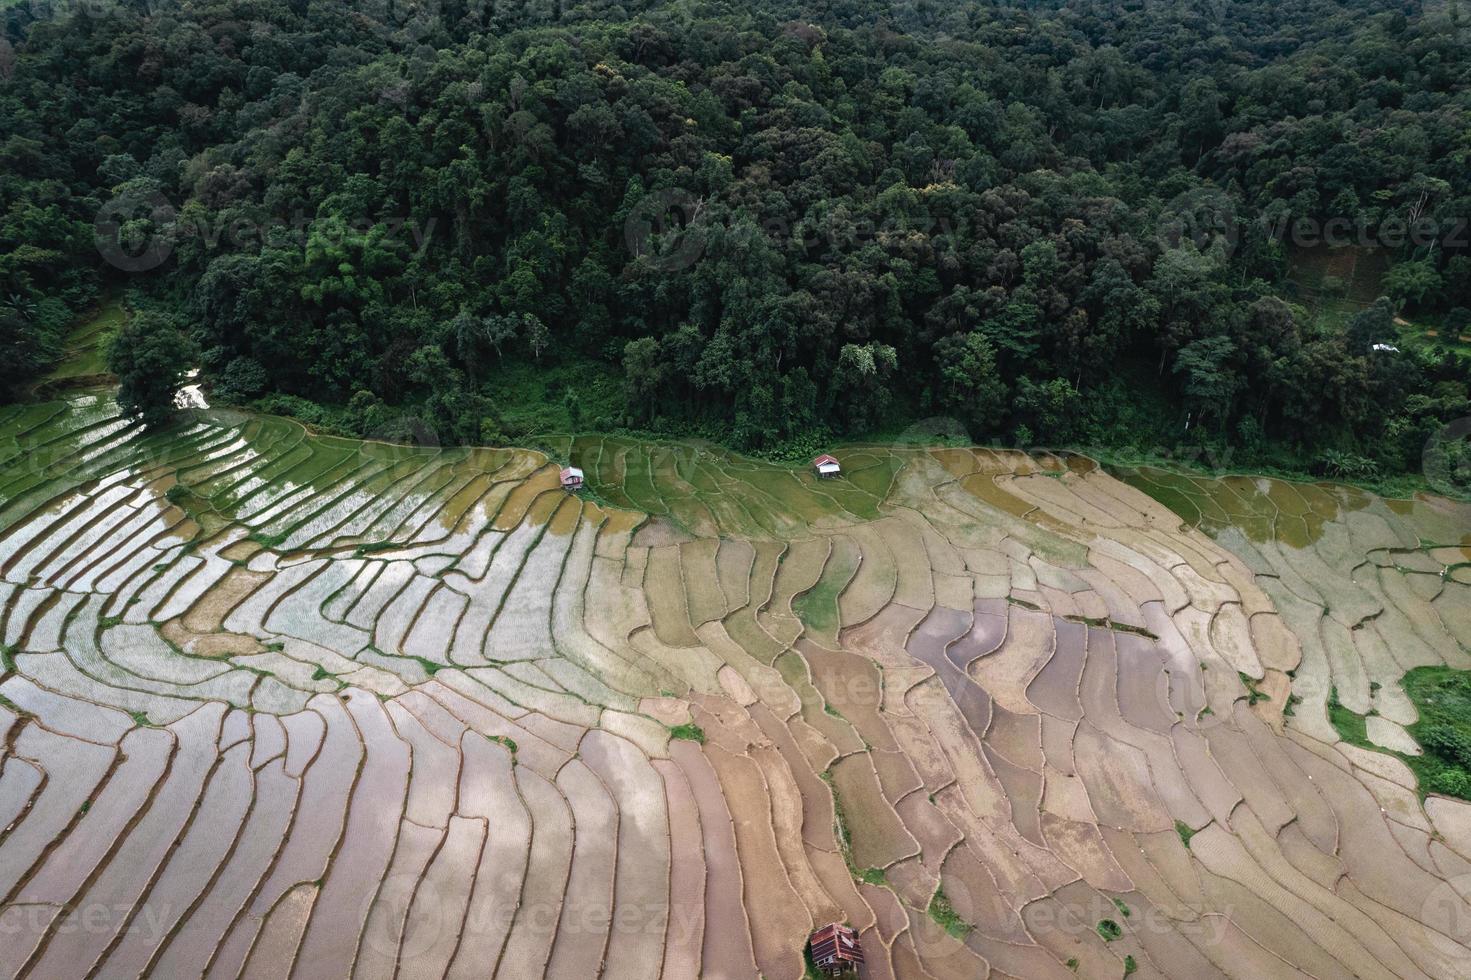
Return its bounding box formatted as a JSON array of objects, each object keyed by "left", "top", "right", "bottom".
[{"left": 1, "top": 394, "right": 1470, "bottom": 979}]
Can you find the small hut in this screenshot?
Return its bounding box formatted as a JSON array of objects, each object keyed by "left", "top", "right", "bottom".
[
  {"left": 809, "top": 922, "right": 863, "bottom": 976},
  {"left": 812, "top": 454, "right": 841, "bottom": 478},
  {"left": 560, "top": 466, "right": 585, "bottom": 491}
]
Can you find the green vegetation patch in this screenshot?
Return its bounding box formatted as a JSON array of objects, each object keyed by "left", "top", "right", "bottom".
[
  {"left": 792, "top": 538, "right": 860, "bottom": 640},
  {"left": 411, "top": 656, "right": 445, "bottom": 677},
  {"left": 1175, "top": 820, "right": 1198, "bottom": 848},
  {"left": 1065, "top": 614, "right": 1159, "bottom": 640},
  {"left": 47, "top": 299, "right": 125, "bottom": 382},
  {"left": 1394, "top": 314, "right": 1471, "bottom": 358},
  {"left": 1238, "top": 671, "right": 1270, "bottom": 706},
  {"left": 824, "top": 774, "right": 886, "bottom": 888},
  {"left": 1330, "top": 669, "right": 1471, "bottom": 801},
  {"left": 485, "top": 734, "right": 518, "bottom": 755},
  {"left": 1097, "top": 918, "right": 1123, "bottom": 941},
  {"left": 668, "top": 722, "right": 706, "bottom": 743},
  {"left": 1403, "top": 667, "right": 1471, "bottom": 799},
  {"left": 478, "top": 357, "right": 628, "bottom": 442},
  {"left": 1327, "top": 686, "right": 1372, "bottom": 748},
  {"left": 248, "top": 530, "right": 289, "bottom": 550},
  {"left": 928, "top": 888, "right": 971, "bottom": 939}
]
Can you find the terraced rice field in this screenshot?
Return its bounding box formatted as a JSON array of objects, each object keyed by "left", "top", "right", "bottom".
[
  {"left": 2, "top": 395, "right": 1471, "bottom": 979},
  {"left": 43, "top": 300, "right": 123, "bottom": 384}
]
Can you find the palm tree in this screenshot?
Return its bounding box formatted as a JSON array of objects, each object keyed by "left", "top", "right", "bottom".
[{"left": 4, "top": 293, "right": 36, "bottom": 321}]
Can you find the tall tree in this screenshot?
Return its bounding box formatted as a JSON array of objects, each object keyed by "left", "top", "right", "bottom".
[{"left": 107, "top": 311, "right": 196, "bottom": 429}]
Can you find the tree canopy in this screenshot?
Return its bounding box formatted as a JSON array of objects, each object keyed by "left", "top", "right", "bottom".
[
  {"left": 2, "top": 0, "right": 1468, "bottom": 481},
  {"left": 106, "top": 309, "right": 196, "bottom": 428}
]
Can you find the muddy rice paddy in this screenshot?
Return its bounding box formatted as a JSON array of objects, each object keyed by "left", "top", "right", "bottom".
[{"left": 1, "top": 395, "right": 1470, "bottom": 978}]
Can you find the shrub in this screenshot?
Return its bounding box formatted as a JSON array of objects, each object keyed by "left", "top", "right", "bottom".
[
  {"left": 215, "top": 356, "right": 268, "bottom": 402},
  {"left": 928, "top": 889, "right": 970, "bottom": 938},
  {"left": 669, "top": 723, "right": 705, "bottom": 743},
  {"left": 1431, "top": 768, "right": 1471, "bottom": 799}
]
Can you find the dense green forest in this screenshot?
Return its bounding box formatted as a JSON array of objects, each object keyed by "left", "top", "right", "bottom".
[{"left": 2, "top": 0, "right": 1469, "bottom": 486}]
